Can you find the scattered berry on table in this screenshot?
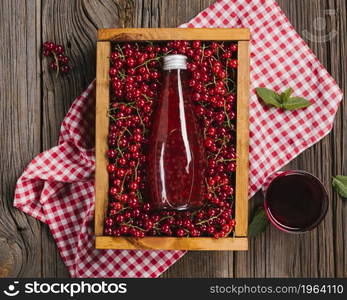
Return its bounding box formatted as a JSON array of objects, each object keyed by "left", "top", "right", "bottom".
[{"left": 42, "top": 41, "right": 70, "bottom": 76}]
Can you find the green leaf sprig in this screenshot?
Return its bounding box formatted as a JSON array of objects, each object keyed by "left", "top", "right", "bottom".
[
  {"left": 332, "top": 175, "right": 347, "bottom": 198},
  {"left": 255, "top": 87, "right": 312, "bottom": 110},
  {"left": 248, "top": 207, "right": 270, "bottom": 237}
]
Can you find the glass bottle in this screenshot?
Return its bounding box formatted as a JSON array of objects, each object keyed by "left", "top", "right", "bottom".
[{"left": 147, "top": 55, "right": 206, "bottom": 210}]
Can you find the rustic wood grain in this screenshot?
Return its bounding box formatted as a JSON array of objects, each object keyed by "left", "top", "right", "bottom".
[
  {"left": 0, "top": 0, "right": 42, "bottom": 277},
  {"left": 96, "top": 236, "right": 248, "bottom": 251},
  {"left": 95, "top": 41, "right": 111, "bottom": 236},
  {"left": 98, "top": 28, "right": 251, "bottom": 41},
  {"left": 235, "top": 41, "right": 250, "bottom": 238},
  {"left": 39, "top": 0, "right": 131, "bottom": 278},
  {"left": 233, "top": 0, "right": 347, "bottom": 279},
  {"left": 329, "top": 0, "right": 347, "bottom": 278},
  {"left": 0, "top": 0, "right": 346, "bottom": 278}
]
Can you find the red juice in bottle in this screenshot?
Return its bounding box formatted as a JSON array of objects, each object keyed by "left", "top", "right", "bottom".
[{"left": 147, "top": 55, "right": 206, "bottom": 210}]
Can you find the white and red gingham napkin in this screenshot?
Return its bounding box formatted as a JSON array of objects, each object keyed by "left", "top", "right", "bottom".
[{"left": 14, "top": 0, "right": 343, "bottom": 278}]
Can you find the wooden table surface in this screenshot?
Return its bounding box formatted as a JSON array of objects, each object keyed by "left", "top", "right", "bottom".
[{"left": 0, "top": 0, "right": 346, "bottom": 278}]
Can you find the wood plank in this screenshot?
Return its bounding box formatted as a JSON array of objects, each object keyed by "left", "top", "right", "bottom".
[
  {"left": 41, "top": 0, "right": 93, "bottom": 278},
  {"left": 95, "top": 41, "right": 111, "bottom": 236},
  {"left": 263, "top": 0, "right": 342, "bottom": 278},
  {"left": 328, "top": 0, "right": 347, "bottom": 278},
  {"left": 235, "top": 41, "right": 250, "bottom": 237},
  {"left": 0, "top": 0, "right": 42, "bottom": 277},
  {"left": 39, "top": 0, "right": 140, "bottom": 278},
  {"left": 234, "top": 0, "right": 346, "bottom": 278},
  {"left": 96, "top": 237, "right": 248, "bottom": 251},
  {"left": 98, "top": 28, "right": 251, "bottom": 41},
  {"left": 40, "top": 0, "right": 129, "bottom": 277},
  {"left": 39, "top": 1, "right": 70, "bottom": 276}
]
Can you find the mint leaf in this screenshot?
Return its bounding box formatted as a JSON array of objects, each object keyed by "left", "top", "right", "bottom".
[
  {"left": 256, "top": 87, "right": 312, "bottom": 111},
  {"left": 282, "top": 97, "right": 312, "bottom": 110},
  {"left": 255, "top": 87, "right": 281, "bottom": 108},
  {"left": 280, "top": 88, "right": 293, "bottom": 103},
  {"left": 248, "top": 207, "right": 270, "bottom": 237},
  {"left": 332, "top": 175, "right": 347, "bottom": 198}
]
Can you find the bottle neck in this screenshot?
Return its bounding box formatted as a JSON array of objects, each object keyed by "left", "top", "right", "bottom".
[{"left": 162, "top": 54, "right": 187, "bottom": 70}]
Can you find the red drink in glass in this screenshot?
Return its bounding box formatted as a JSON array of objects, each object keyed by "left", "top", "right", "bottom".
[
  {"left": 263, "top": 171, "right": 328, "bottom": 233},
  {"left": 147, "top": 55, "right": 206, "bottom": 210}
]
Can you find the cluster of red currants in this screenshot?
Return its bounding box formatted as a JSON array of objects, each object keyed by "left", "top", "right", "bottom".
[
  {"left": 105, "top": 40, "right": 237, "bottom": 239},
  {"left": 42, "top": 41, "right": 70, "bottom": 75}
]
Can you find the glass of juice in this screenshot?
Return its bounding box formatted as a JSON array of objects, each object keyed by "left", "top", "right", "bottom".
[{"left": 263, "top": 170, "right": 328, "bottom": 233}]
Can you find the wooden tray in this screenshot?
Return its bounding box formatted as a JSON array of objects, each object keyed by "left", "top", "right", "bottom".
[{"left": 95, "top": 28, "right": 250, "bottom": 250}]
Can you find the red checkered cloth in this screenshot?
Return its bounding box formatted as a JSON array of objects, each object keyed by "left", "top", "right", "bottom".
[{"left": 14, "top": 0, "right": 343, "bottom": 278}]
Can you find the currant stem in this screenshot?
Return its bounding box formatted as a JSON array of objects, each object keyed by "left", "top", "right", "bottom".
[{"left": 52, "top": 52, "right": 60, "bottom": 78}]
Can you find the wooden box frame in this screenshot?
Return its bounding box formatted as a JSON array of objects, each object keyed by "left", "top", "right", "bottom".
[{"left": 95, "top": 28, "right": 250, "bottom": 250}]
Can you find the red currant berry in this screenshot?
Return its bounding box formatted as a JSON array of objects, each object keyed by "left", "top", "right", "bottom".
[
  {"left": 113, "top": 229, "right": 121, "bottom": 237},
  {"left": 107, "top": 164, "right": 116, "bottom": 173},
  {"left": 43, "top": 49, "right": 51, "bottom": 56},
  {"left": 120, "top": 225, "right": 129, "bottom": 234},
  {"left": 204, "top": 49, "right": 213, "bottom": 57},
  {"left": 105, "top": 217, "right": 114, "bottom": 227},
  {"left": 128, "top": 198, "right": 139, "bottom": 208},
  {"left": 143, "top": 203, "right": 151, "bottom": 212},
  {"left": 144, "top": 220, "right": 154, "bottom": 230},
  {"left": 116, "top": 214, "right": 125, "bottom": 223},
  {"left": 111, "top": 202, "right": 122, "bottom": 211},
  {"left": 110, "top": 209, "right": 119, "bottom": 218},
  {"left": 105, "top": 228, "right": 113, "bottom": 236},
  {"left": 54, "top": 44, "right": 65, "bottom": 54},
  {"left": 43, "top": 41, "right": 55, "bottom": 51},
  {"left": 207, "top": 225, "right": 215, "bottom": 235},
  {"left": 192, "top": 41, "right": 201, "bottom": 49},
  {"left": 204, "top": 137, "right": 214, "bottom": 148},
  {"left": 129, "top": 182, "right": 138, "bottom": 191},
  {"left": 120, "top": 194, "right": 129, "bottom": 203},
  {"left": 195, "top": 105, "right": 205, "bottom": 116},
  {"left": 126, "top": 57, "right": 136, "bottom": 67},
  {"left": 228, "top": 59, "right": 238, "bottom": 69},
  {"left": 230, "top": 44, "right": 237, "bottom": 52},
  {"left": 107, "top": 149, "right": 117, "bottom": 159},
  {"left": 176, "top": 228, "right": 186, "bottom": 237}
]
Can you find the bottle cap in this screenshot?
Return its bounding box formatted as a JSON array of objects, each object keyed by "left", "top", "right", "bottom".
[{"left": 163, "top": 54, "right": 187, "bottom": 70}]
